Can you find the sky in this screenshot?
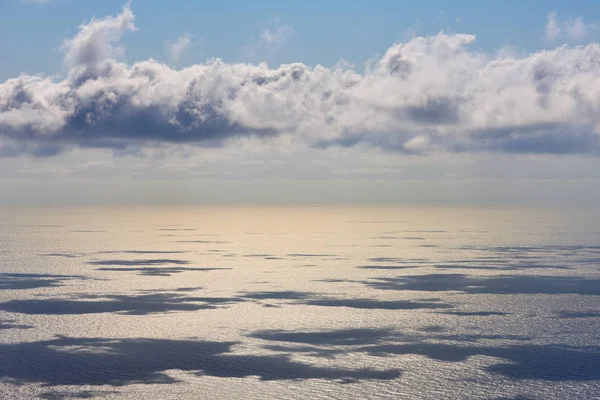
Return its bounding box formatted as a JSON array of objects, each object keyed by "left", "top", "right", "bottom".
[{"left": 1, "top": 0, "right": 600, "bottom": 206}]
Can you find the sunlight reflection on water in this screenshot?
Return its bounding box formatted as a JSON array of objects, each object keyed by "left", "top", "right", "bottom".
[{"left": 0, "top": 206, "right": 599, "bottom": 399}]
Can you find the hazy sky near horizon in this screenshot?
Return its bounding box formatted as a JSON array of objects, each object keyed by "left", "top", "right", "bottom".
[{"left": 1, "top": 1, "right": 600, "bottom": 206}]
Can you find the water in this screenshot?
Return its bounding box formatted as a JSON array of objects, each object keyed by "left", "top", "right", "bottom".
[{"left": 1, "top": 206, "right": 599, "bottom": 399}]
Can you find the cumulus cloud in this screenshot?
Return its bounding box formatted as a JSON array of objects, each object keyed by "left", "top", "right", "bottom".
[
  {"left": 63, "top": 5, "right": 135, "bottom": 67},
  {"left": 2, "top": 6, "right": 600, "bottom": 157}
]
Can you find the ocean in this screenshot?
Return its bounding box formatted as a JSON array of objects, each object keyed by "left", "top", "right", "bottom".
[{"left": 1, "top": 206, "right": 599, "bottom": 399}]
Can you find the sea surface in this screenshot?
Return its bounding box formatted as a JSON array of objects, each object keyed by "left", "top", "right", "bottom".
[{"left": 1, "top": 206, "right": 599, "bottom": 399}]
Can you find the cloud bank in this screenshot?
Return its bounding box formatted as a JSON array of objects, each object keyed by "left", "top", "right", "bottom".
[{"left": 2, "top": 5, "right": 600, "bottom": 157}]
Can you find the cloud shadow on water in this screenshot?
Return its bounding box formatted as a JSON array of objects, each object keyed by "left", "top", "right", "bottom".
[
  {"left": 238, "top": 291, "right": 453, "bottom": 310},
  {"left": 433, "top": 262, "right": 572, "bottom": 271},
  {"left": 240, "top": 291, "right": 314, "bottom": 300},
  {"left": 357, "top": 265, "right": 419, "bottom": 270},
  {"left": 0, "top": 336, "right": 401, "bottom": 386},
  {"left": 301, "top": 298, "right": 453, "bottom": 310},
  {"left": 360, "top": 342, "right": 600, "bottom": 381},
  {"left": 88, "top": 259, "right": 190, "bottom": 266},
  {"left": 43, "top": 253, "right": 82, "bottom": 259},
  {"left": 287, "top": 254, "right": 337, "bottom": 258},
  {"left": 368, "top": 257, "right": 429, "bottom": 264},
  {"left": 0, "top": 273, "right": 89, "bottom": 290},
  {"left": 94, "top": 267, "right": 232, "bottom": 276},
  {"left": 0, "top": 293, "right": 243, "bottom": 315},
  {"left": 363, "top": 273, "right": 600, "bottom": 295},
  {"left": 250, "top": 329, "right": 397, "bottom": 346},
  {"left": 38, "top": 390, "right": 119, "bottom": 400},
  {"left": 249, "top": 327, "right": 600, "bottom": 381},
  {"left": 251, "top": 328, "right": 527, "bottom": 348},
  {"left": 0, "top": 319, "right": 33, "bottom": 330}
]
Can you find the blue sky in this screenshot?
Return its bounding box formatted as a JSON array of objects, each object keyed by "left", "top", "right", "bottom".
[
  {"left": 2, "top": 0, "right": 600, "bottom": 80},
  {"left": 1, "top": 1, "right": 600, "bottom": 206}
]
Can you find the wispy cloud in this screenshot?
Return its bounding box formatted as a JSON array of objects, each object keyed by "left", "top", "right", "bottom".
[
  {"left": 244, "top": 16, "right": 294, "bottom": 59},
  {"left": 165, "top": 34, "right": 197, "bottom": 63},
  {"left": 564, "top": 17, "right": 588, "bottom": 41},
  {"left": 545, "top": 12, "right": 598, "bottom": 42},
  {"left": 545, "top": 12, "right": 561, "bottom": 41},
  {"left": 1, "top": 6, "right": 600, "bottom": 157},
  {"left": 259, "top": 19, "right": 293, "bottom": 51}
]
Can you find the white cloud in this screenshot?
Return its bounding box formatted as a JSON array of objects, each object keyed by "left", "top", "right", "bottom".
[
  {"left": 245, "top": 17, "right": 294, "bottom": 58},
  {"left": 61, "top": 3, "right": 136, "bottom": 72},
  {"left": 2, "top": 6, "right": 600, "bottom": 158},
  {"left": 166, "top": 34, "right": 194, "bottom": 63},
  {"left": 545, "top": 12, "right": 561, "bottom": 41},
  {"left": 545, "top": 12, "right": 597, "bottom": 42},
  {"left": 564, "top": 17, "right": 588, "bottom": 42},
  {"left": 260, "top": 24, "right": 293, "bottom": 50}
]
